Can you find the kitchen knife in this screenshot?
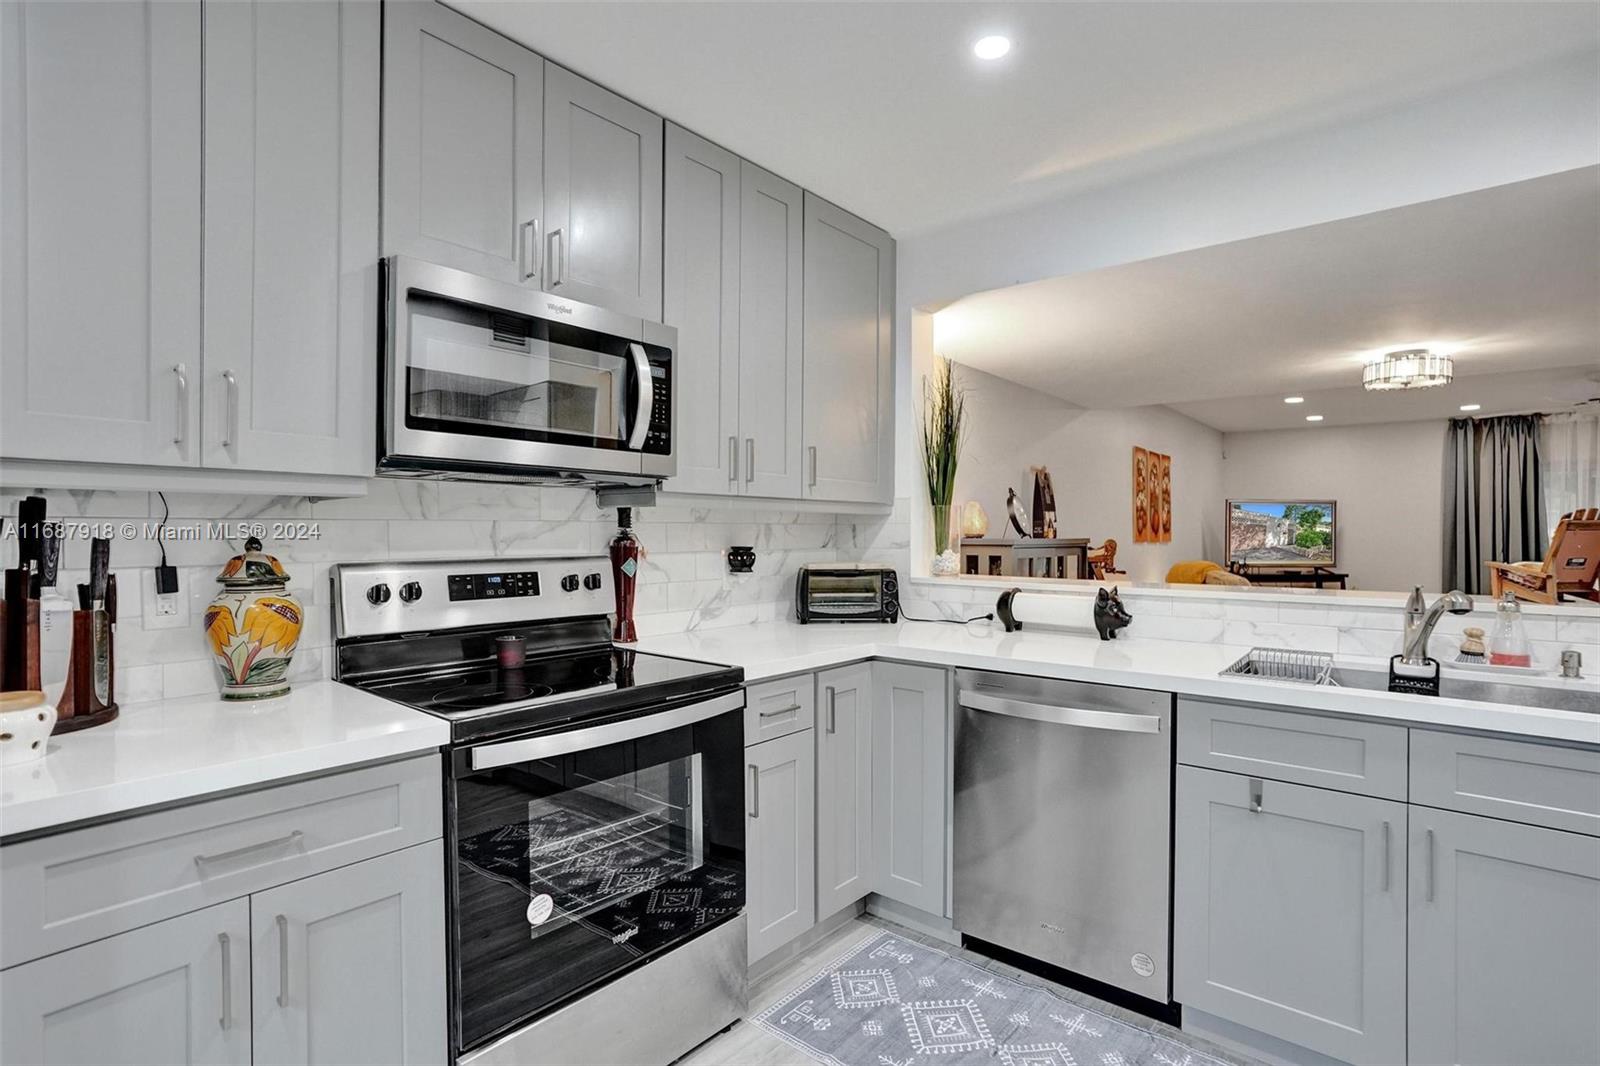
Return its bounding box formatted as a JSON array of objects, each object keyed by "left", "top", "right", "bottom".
[
  {"left": 39, "top": 523, "right": 61, "bottom": 591},
  {"left": 88, "top": 537, "right": 110, "bottom": 705},
  {"left": 16, "top": 496, "right": 45, "bottom": 595}
]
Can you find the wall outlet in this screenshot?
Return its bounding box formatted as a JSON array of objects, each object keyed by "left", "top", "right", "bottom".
[{"left": 144, "top": 569, "right": 189, "bottom": 631}]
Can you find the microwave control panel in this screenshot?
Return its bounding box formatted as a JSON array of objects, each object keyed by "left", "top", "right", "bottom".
[{"left": 643, "top": 360, "right": 671, "bottom": 455}]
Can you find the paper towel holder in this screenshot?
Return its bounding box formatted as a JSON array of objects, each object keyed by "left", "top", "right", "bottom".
[{"left": 997, "top": 588, "right": 1022, "bottom": 632}]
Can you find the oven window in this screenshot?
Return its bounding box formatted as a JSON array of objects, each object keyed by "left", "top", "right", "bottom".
[
  {"left": 451, "top": 708, "right": 744, "bottom": 1052},
  {"left": 405, "top": 294, "right": 636, "bottom": 448}
]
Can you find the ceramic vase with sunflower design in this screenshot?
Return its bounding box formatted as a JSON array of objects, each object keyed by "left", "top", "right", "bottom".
[{"left": 205, "top": 537, "right": 302, "bottom": 700}]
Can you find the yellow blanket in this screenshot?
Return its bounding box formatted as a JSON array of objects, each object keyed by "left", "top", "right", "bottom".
[{"left": 1166, "top": 560, "right": 1223, "bottom": 584}]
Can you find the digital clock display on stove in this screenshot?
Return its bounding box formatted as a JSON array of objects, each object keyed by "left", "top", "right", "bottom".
[{"left": 447, "top": 571, "right": 541, "bottom": 601}]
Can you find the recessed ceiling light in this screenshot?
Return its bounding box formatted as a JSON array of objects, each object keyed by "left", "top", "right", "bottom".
[
  {"left": 973, "top": 35, "right": 1011, "bottom": 60},
  {"left": 1283, "top": 396, "right": 1304, "bottom": 404},
  {"left": 1459, "top": 403, "right": 1481, "bottom": 412},
  {"left": 1305, "top": 414, "right": 1324, "bottom": 422}
]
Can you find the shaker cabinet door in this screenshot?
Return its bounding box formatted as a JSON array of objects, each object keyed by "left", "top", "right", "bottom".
[
  {"left": 382, "top": 0, "right": 544, "bottom": 285},
  {"left": 746, "top": 730, "right": 816, "bottom": 964},
  {"left": 1408, "top": 807, "right": 1600, "bottom": 1066},
  {"left": 250, "top": 841, "right": 448, "bottom": 1066},
  {"left": 0, "top": 0, "right": 202, "bottom": 466},
  {"left": 542, "top": 64, "right": 663, "bottom": 319},
  {"left": 871, "top": 662, "right": 948, "bottom": 915},
  {"left": 663, "top": 123, "right": 741, "bottom": 496},
  {"left": 816, "top": 664, "right": 874, "bottom": 916},
  {"left": 801, "top": 193, "right": 895, "bottom": 504},
  {"left": 738, "top": 163, "right": 806, "bottom": 499},
  {"left": 203, "top": 0, "right": 378, "bottom": 476},
  {"left": 0, "top": 900, "right": 251, "bottom": 1066},
  {"left": 1173, "top": 766, "right": 1407, "bottom": 1066}
]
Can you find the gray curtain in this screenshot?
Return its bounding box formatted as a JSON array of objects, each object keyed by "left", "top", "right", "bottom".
[{"left": 1443, "top": 415, "right": 1548, "bottom": 594}]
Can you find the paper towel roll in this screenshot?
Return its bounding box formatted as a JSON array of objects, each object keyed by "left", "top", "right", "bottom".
[{"left": 995, "top": 589, "right": 1099, "bottom": 632}]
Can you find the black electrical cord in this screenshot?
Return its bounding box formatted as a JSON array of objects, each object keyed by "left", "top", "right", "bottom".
[
  {"left": 898, "top": 608, "right": 995, "bottom": 625},
  {"left": 155, "top": 491, "right": 170, "bottom": 568}
]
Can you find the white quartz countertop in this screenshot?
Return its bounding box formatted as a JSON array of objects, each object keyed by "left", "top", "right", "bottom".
[
  {"left": 0, "top": 681, "right": 449, "bottom": 839},
  {"left": 634, "top": 620, "right": 1600, "bottom": 745}
]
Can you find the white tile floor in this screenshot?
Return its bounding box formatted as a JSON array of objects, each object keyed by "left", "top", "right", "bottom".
[{"left": 678, "top": 915, "right": 1258, "bottom": 1065}]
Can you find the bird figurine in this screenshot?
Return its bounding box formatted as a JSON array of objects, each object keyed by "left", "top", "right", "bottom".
[{"left": 1006, "top": 488, "right": 1030, "bottom": 538}]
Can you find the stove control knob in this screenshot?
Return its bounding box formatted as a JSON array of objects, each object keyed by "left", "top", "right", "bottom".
[
  {"left": 560, "top": 574, "right": 581, "bottom": 593},
  {"left": 583, "top": 573, "right": 603, "bottom": 591},
  {"left": 398, "top": 581, "right": 423, "bottom": 604},
  {"left": 366, "top": 583, "right": 391, "bottom": 605}
]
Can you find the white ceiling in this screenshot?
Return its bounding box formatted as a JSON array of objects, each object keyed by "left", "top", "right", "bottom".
[
  {"left": 450, "top": 1, "right": 1599, "bottom": 236},
  {"left": 931, "top": 167, "right": 1600, "bottom": 432}
]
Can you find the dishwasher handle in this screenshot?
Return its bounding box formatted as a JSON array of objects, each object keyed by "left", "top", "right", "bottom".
[{"left": 959, "top": 690, "right": 1162, "bottom": 733}]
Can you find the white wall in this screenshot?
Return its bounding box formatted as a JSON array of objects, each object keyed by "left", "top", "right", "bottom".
[
  {"left": 949, "top": 364, "right": 1224, "bottom": 583},
  {"left": 1221, "top": 420, "right": 1447, "bottom": 593}
]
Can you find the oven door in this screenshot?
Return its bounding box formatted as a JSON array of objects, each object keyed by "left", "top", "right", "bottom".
[
  {"left": 382, "top": 256, "right": 675, "bottom": 480},
  {"left": 448, "top": 691, "right": 744, "bottom": 1054}
]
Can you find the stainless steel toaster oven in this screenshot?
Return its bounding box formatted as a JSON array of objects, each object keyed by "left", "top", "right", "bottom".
[{"left": 794, "top": 565, "right": 899, "bottom": 623}]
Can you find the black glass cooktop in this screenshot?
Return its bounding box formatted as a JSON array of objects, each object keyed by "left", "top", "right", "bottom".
[{"left": 356, "top": 646, "right": 742, "bottom": 742}]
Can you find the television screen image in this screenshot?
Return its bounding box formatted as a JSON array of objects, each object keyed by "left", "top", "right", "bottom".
[{"left": 1227, "top": 500, "right": 1337, "bottom": 568}]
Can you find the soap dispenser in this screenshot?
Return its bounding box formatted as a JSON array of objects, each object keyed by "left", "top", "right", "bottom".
[{"left": 1487, "top": 591, "right": 1532, "bottom": 668}]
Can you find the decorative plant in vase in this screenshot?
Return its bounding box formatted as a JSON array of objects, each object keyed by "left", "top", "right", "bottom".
[{"left": 920, "top": 354, "right": 967, "bottom": 576}]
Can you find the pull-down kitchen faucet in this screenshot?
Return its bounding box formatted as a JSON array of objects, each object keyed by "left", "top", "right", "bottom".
[{"left": 1401, "top": 586, "right": 1474, "bottom": 666}]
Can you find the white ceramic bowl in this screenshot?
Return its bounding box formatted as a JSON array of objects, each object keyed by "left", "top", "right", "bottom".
[{"left": 0, "top": 691, "right": 56, "bottom": 765}]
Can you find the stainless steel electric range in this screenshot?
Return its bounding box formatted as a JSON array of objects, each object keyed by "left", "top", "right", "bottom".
[{"left": 331, "top": 557, "right": 747, "bottom": 1066}]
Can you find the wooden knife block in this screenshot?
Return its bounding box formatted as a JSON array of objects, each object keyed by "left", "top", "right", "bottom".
[{"left": 56, "top": 605, "right": 118, "bottom": 733}]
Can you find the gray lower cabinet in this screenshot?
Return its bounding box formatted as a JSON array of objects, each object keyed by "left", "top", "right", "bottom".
[
  {"left": 203, "top": 0, "right": 377, "bottom": 477},
  {"left": 251, "top": 840, "right": 447, "bottom": 1066},
  {"left": 1174, "top": 765, "right": 1407, "bottom": 1066},
  {"left": 802, "top": 193, "right": 895, "bottom": 504},
  {"left": 0, "top": 899, "right": 253, "bottom": 1065},
  {"left": 1, "top": 0, "right": 203, "bottom": 467},
  {"left": 816, "top": 665, "right": 874, "bottom": 916},
  {"left": 542, "top": 63, "right": 663, "bottom": 320},
  {"left": 381, "top": 0, "right": 544, "bottom": 285},
  {"left": 746, "top": 729, "right": 816, "bottom": 963},
  {"left": 1407, "top": 806, "right": 1600, "bottom": 1066},
  {"left": 871, "top": 663, "right": 948, "bottom": 915}
]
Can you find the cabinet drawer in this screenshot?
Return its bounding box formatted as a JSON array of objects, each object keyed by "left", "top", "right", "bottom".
[
  {"left": 1177, "top": 697, "right": 1408, "bottom": 800},
  {"left": 0, "top": 755, "right": 440, "bottom": 968},
  {"left": 1410, "top": 729, "right": 1600, "bottom": 836},
  {"left": 745, "top": 675, "right": 816, "bottom": 744}
]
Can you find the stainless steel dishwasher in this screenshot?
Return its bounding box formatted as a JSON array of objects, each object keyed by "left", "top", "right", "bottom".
[{"left": 952, "top": 668, "right": 1173, "bottom": 1003}]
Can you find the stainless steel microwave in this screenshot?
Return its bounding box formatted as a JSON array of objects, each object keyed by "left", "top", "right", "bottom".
[{"left": 379, "top": 256, "right": 675, "bottom": 485}]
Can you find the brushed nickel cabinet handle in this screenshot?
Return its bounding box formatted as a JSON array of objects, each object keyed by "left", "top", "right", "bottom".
[
  {"left": 1249, "top": 777, "right": 1263, "bottom": 813},
  {"left": 729, "top": 436, "right": 739, "bottom": 483},
  {"left": 747, "top": 765, "right": 759, "bottom": 819},
  {"left": 276, "top": 913, "right": 290, "bottom": 1007},
  {"left": 519, "top": 218, "right": 541, "bottom": 281},
  {"left": 1425, "top": 828, "right": 1436, "bottom": 902},
  {"left": 808, "top": 445, "right": 818, "bottom": 488},
  {"left": 547, "top": 228, "right": 564, "bottom": 288},
  {"left": 745, "top": 438, "right": 755, "bottom": 484},
  {"left": 758, "top": 704, "right": 802, "bottom": 719},
  {"left": 218, "top": 932, "right": 232, "bottom": 1031},
  {"left": 825, "top": 686, "right": 837, "bottom": 733},
  {"left": 173, "top": 364, "right": 189, "bottom": 447},
  {"left": 194, "top": 829, "right": 303, "bottom": 869},
  {"left": 221, "top": 370, "right": 239, "bottom": 449},
  {"left": 1382, "top": 820, "right": 1392, "bottom": 892}
]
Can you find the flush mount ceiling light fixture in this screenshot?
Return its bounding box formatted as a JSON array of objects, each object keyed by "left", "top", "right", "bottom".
[
  {"left": 1362, "top": 348, "right": 1454, "bottom": 391},
  {"left": 1305, "top": 414, "right": 1324, "bottom": 422},
  {"left": 1283, "top": 396, "right": 1304, "bottom": 405},
  {"left": 1459, "top": 403, "right": 1482, "bottom": 412},
  {"left": 973, "top": 35, "right": 1011, "bottom": 60}
]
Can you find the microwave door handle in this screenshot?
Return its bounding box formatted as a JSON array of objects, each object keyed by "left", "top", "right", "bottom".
[{"left": 626, "top": 342, "right": 652, "bottom": 450}]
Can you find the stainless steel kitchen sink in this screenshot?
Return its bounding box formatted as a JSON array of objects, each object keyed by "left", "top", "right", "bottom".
[{"left": 1325, "top": 666, "right": 1597, "bottom": 714}]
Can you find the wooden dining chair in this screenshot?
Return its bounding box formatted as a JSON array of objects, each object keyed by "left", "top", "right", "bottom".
[
  {"left": 1087, "top": 539, "right": 1125, "bottom": 579},
  {"left": 1487, "top": 508, "right": 1600, "bottom": 604}
]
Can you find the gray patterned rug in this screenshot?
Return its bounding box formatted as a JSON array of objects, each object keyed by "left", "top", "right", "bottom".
[{"left": 754, "top": 929, "right": 1231, "bottom": 1066}]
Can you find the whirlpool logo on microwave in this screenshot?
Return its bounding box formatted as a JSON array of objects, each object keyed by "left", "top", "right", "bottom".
[{"left": 546, "top": 302, "right": 574, "bottom": 316}]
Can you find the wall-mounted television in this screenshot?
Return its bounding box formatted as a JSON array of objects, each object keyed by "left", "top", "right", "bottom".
[{"left": 1226, "top": 500, "right": 1337, "bottom": 569}]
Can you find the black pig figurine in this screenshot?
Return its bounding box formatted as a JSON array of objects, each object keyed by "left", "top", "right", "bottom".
[{"left": 1094, "top": 587, "right": 1133, "bottom": 640}]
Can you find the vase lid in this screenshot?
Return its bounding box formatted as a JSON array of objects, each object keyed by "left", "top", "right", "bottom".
[{"left": 217, "top": 537, "right": 290, "bottom": 588}]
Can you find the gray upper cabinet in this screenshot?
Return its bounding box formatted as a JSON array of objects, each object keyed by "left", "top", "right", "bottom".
[
  {"left": 872, "top": 662, "right": 948, "bottom": 915},
  {"left": 802, "top": 193, "right": 896, "bottom": 504},
  {"left": 0, "top": 0, "right": 202, "bottom": 467},
  {"left": 1174, "top": 765, "right": 1407, "bottom": 1066},
  {"left": 382, "top": 0, "right": 544, "bottom": 285},
  {"left": 1408, "top": 806, "right": 1600, "bottom": 1066},
  {"left": 251, "top": 841, "right": 447, "bottom": 1066},
  {"left": 746, "top": 729, "right": 816, "bottom": 964},
  {"left": 543, "top": 64, "right": 663, "bottom": 320},
  {"left": 664, "top": 124, "right": 741, "bottom": 495},
  {"left": 816, "top": 664, "right": 874, "bottom": 917},
  {"left": 0, "top": 900, "right": 252, "bottom": 1066},
  {"left": 739, "top": 163, "right": 806, "bottom": 498},
  {"left": 203, "top": 0, "right": 378, "bottom": 477}
]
